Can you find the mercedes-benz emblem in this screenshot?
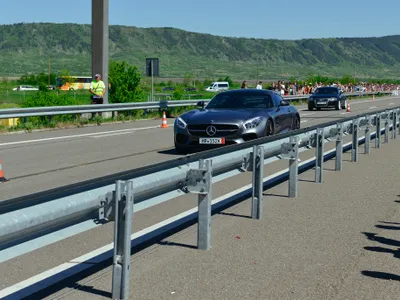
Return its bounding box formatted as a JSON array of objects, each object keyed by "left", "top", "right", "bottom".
[{"left": 206, "top": 125, "right": 217, "bottom": 136}]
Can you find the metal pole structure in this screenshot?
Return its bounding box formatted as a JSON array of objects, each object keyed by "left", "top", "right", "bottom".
[
  {"left": 112, "top": 180, "right": 134, "bottom": 300},
  {"left": 288, "top": 136, "right": 299, "bottom": 198},
  {"left": 197, "top": 159, "right": 212, "bottom": 250},
  {"left": 375, "top": 113, "right": 381, "bottom": 149},
  {"left": 92, "top": 0, "right": 109, "bottom": 104},
  {"left": 151, "top": 61, "right": 154, "bottom": 102},
  {"left": 384, "top": 112, "right": 389, "bottom": 144},
  {"left": 392, "top": 110, "right": 397, "bottom": 139},
  {"left": 351, "top": 119, "right": 359, "bottom": 162},
  {"left": 365, "top": 115, "right": 371, "bottom": 154},
  {"left": 398, "top": 109, "right": 400, "bottom": 136},
  {"left": 335, "top": 123, "right": 343, "bottom": 171},
  {"left": 251, "top": 145, "right": 264, "bottom": 219},
  {"left": 315, "top": 128, "right": 324, "bottom": 183}
]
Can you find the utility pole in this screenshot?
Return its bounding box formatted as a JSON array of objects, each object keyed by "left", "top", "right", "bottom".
[
  {"left": 48, "top": 58, "right": 51, "bottom": 86},
  {"left": 92, "top": 0, "right": 109, "bottom": 104}
]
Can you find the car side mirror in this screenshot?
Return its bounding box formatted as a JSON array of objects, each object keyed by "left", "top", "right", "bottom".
[
  {"left": 279, "top": 100, "right": 290, "bottom": 106},
  {"left": 197, "top": 101, "right": 205, "bottom": 108}
]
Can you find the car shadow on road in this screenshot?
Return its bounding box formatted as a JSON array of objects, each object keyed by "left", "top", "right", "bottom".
[{"left": 158, "top": 148, "right": 185, "bottom": 156}]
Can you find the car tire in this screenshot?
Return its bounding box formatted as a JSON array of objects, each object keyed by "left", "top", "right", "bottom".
[
  {"left": 308, "top": 103, "right": 314, "bottom": 111},
  {"left": 341, "top": 100, "right": 347, "bottom": 109},
  {"left": 264, "top": 119, "right": 274, "bottom": 136},
  {"left": 292, "top": 116, "right": 301, "bottom": 130},
  {"left": 335, "top": 100, "right": 340, "bottom": 110}
]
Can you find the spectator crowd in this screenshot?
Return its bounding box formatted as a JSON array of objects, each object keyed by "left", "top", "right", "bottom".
[{"left": 242, "top": 80, "right": 400, "bottom": 96}]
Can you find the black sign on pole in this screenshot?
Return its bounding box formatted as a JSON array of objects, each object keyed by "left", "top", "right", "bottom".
[{"left": 146, "top": 58, "right": 159, "bottom": 77}]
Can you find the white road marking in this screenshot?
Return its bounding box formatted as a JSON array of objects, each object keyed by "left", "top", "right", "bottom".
[
  {"left": 389, "top": 103, "right": 394, "bottom": 105},
  {"left": 90, "top": 131, "right": 137, "bottom": 138},
  {"left": 369, "top": 106, "right": 377, "bottom": 109},
  {"left": 300, "top": 120, "right": 308, "bottom": 123},
  {"left": 300, "top": 112, "right": 316, "bottom": 117},
  {"left": 0, "top": 125, "right": 166, "bottom": 147}
]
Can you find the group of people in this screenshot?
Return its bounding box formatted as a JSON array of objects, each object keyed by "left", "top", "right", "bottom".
[{"left": 240, "top": 79, "right": 399, "bottom": 96}]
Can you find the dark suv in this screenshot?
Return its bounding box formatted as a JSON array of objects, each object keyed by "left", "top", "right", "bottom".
[{"left": 308, "top": 86, "right": 347, "bottom": 111}]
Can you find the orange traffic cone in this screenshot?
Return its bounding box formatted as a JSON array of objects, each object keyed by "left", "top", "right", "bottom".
[
  {"left": 0, "top": 159, "right": 7, "bottom": 183},
  {"left": 161, "top": 111, "right": 168, "bottom": 128},
  {"left": 346, "top": 103, "right": 351, "bottom": 112}
]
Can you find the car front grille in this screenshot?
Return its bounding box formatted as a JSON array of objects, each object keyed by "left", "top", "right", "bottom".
[{"left": 187, "top": 124, "right": 239, "bottom": 137}]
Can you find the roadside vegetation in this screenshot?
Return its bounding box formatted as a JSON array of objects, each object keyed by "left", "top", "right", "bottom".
[{"left": 0, "top": 61, "right": 398, "bottom": 134}]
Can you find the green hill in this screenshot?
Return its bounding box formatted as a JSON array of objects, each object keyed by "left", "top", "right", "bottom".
[{"left": 0, "top": 22, "right": 399, "bottom": 80}]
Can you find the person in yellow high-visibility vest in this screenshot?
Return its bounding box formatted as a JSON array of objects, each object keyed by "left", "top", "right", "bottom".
[{"left": 89, "top": 74, "right": 106, "bottom": 104}]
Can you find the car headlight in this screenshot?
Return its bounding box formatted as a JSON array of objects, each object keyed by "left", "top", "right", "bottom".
[
  {"left": 243, "top": 116, "right": 262, "bottom": 129},
  {"left": 328, "top": 98, "right": 337, "bottom": 101},
  {"left": 175, "top": 117, "right": 187, "bottom": 129}
]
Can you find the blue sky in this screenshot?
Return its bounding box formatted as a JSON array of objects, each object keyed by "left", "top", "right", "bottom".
[{"left": 1, "top": 0, "right": 399, "bottom": 40}]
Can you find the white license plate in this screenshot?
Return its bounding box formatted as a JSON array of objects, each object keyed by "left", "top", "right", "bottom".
[
  {"left": 199, "top": 138, "right": 225, "bottom": 144},
  {"left": 318, "top": 101, "right": 327, "bottom": 104}
]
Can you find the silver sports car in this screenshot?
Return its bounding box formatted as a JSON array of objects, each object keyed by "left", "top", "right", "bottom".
[{"left": 174, "top": 89, "right": 300, "bottom": 153}]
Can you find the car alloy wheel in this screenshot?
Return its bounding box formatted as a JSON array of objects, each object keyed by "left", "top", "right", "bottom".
[{"left": 265, "top": 119, "right": 274, "bottom": 136}]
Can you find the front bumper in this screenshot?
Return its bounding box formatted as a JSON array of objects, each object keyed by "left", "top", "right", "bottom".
[
  {"left": 312, "top": 98, "right": 339, "bottom": 108},
  {"left": 174, "top": 122, "right": 266, "bottom": 149}
]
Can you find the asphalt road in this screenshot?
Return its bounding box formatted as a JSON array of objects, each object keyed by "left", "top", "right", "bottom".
[
  {"left": 1, "top": 116, "right": 400, "bottom": 300},
  {"left": 0, "top": 95, "right": 400, "bottom": 200},
  {"left": 60, "top": 138, "right": 400, "bottom": 300},
  {"left": 1, "top": 95, "right": 400, "bottom": 299}
]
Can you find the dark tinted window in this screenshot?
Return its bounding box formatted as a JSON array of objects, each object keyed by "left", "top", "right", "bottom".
[
  {"left": 206, "top": 92, "right": 274, "bottom": 109},
  {"left": 272, "top": 93, "right": 283, "bottom": 107},
  {"left": 314, "top": 87, "right": 338, "bottom": 94}
]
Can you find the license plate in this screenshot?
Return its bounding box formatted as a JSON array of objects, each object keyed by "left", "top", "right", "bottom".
[
  {"left": 199, "top": 138, "right": 225, "bottom": 144},
  {"left": 318, "top": 101, "right": 327, "bottom": 104}
]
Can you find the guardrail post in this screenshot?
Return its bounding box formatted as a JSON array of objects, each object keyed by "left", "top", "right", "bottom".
[
  {"left": 335, "top": 123, "right": 343, "bottom": 171},
  {"left": 398, "top": 109, "right": 400, "bottom": 136},
  {"left": 187, "top": 159, "right": 213, "bottom": 250},
  {"left": 375, "top": 113, "right": 381, "bottom": 149},
  {"left": 384, "top": 112, "right": 389, "bottom": 144},
  {"left": 352, "top": 119, "right": 359, "bottom": 162},
  {"left": 281, "top": 136, "right": 299, "bottom": 197},
  {"left": 251, "top": 145, "right": 264, "bottom": 219},
  {"left": 315, "top": 128, "right": 324, "bottom": 183},
  {"left": 112, "top": 180, "right": 134, "bottom": 300},
  {"left": 365, "top": 116, "right": 371, "bottom": 154},
  {"left": 392, "top": 110, "right": 397, "bottom": 139},
  {"left": 288, "top": 136, "right": 299, "bottom": 198}
]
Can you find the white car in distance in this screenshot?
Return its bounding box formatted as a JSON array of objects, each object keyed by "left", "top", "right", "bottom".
[{"left": 12, "top": 85, "right": 39, "bottom": 91}]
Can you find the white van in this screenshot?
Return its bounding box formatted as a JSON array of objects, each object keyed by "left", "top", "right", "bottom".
[{"left": 205, "top": 81, "right": 229, "bottom": 92}]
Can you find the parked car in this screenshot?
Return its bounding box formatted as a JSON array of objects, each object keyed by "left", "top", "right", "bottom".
[
  {"left": 205, "top": 81, "right": 229, "bottom": 92},
  {"left": 12, "top": 85, "right": 39, "bottom": 91},
  {"left": 308, "top": 86, "right": 347, "bottom": 111},
  {"left": 174, "top": 89, "right": 300, "bottom": 153}
]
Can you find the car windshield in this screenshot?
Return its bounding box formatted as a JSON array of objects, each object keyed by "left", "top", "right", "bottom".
[
  {"left": 206, "top": 92, "right": 274, "bottom": 109},
  {"left": 314, "top": 87, "right": 338, "bottom": 95}
]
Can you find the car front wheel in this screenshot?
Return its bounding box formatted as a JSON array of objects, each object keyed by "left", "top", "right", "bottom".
[
  {"left": 264, "top": 119, "right": 274, "bottom": 136},
  {"left": 292, "top": 116, "right": 300, "bottom": 130}
]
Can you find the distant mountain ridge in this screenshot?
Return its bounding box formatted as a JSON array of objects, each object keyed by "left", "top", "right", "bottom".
[{"left": 0, "top": 22, "right": 399, "bottom": 79}]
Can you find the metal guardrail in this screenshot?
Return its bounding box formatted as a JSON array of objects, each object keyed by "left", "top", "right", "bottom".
[
  {"left": 0, "top": 91, "right": 390, "bottom": 119},
  {"left": 0, "top": 104, "right": 399, "bottom": 299}
]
